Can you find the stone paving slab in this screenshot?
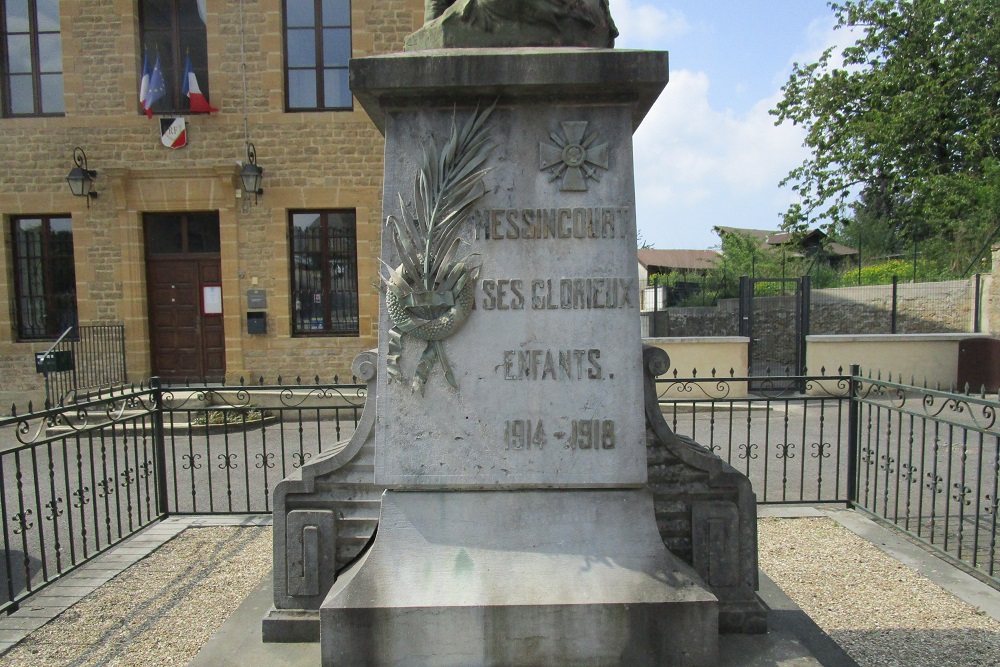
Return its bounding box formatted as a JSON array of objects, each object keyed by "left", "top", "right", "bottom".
[{"left": 192, "top": 568, "right": 855, "bottom": 667}]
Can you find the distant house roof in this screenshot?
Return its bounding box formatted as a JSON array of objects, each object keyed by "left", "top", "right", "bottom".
[
  {"left": 714, "top": 226, "right": 773, "bottom": 241},
  {"left": 713, "top": 226, "right": 857, "bottom": 257},
  {"left": 637, "top": 249, "right": 720, "bottom": 272}
]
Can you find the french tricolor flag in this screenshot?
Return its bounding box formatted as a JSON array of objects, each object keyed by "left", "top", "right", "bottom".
[{"left": 182, "top": 56, "right": 218, "bottom": 113}]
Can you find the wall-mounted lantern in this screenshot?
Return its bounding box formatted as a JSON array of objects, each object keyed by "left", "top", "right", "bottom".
[
  {"left": 240, "top": 142, "right": 264, "bottom": 205},
  {"left": 66, "top": 147, "right": 98, "bottom": 206}
]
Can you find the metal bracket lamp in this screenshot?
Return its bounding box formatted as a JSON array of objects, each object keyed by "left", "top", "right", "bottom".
[
  {"left": 240, "top": 142, "right": 264, "bottom": 206},
  {"left": 66, "top": 147, "right": 98, "bottom": 207}
]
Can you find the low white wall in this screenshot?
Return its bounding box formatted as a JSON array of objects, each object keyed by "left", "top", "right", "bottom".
[
  {"left": 644, "top": 337, "right": 749, "bottom": 399},
  {"left": 644, "top": 333, "right": 988, "bottom": 398},
  {"left": 805, "top": 333, "right": 988, "bottom": 395}
]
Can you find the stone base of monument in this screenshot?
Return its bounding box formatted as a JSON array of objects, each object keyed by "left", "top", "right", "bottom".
[{"left": 320, "top": 489, "right": 719, "bottom": 666}]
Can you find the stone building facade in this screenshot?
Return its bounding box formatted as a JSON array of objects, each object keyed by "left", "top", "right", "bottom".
[{"left": 0, "top": 0, "right": 424, "bottom": 403}]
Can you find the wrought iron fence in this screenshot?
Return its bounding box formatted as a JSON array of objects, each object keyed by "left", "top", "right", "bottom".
[
  {"left": 37, "top": 324, "right": 128, "bottom": 408},
  {"left": 0, "top": 375, "right": 366, "bottom": 613},
  {"left": 158, "top": 376, "right": 366, "bottom": 514},
  {"left": 0, "top": 385, "right": 161, "bottom": 614},
  {"left": 655, "top": 369, "right": 852, "bottom": 504},
  {"left": 851, "top": 372, "right": 999, "bottom": 583},
  {"left": 2, "top": 367, "right": 996, "bottom": 614},
  {"left": 654, "top": 365, "right": 999, "bottom": 585}
]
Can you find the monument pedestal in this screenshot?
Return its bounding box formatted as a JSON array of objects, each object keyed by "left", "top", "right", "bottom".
[
  {"left": 321, "top": 489, "right": 718, "bottom": 666},
  {"left": 311, "top": 47, "right": 728, "bottom": 665}
]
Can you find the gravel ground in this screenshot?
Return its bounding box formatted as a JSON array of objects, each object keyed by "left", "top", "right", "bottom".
[
  {"left": 758, "top": 517, "right": 1000, "bottom": 667},
  {"left": 1, "top": 526, "right": 272, "bottom": 667},
  {"left": 1, "top": 519, "right": 998, "bottom": 666}
]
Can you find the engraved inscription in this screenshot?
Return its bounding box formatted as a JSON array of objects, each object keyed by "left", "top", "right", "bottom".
[
  {"left": 499, "top": 349, "right": 602, "bottom": 381},
  {"left": 481, "top": 279, "right": 526, "bottom": 310},
  {"left": 481, "top": 278, "right": 635, "bottom": 310},
  {"left": 566, "top": 419, "right": 616, "bottom": 450},
  {"left": 472, "top": 207, "right": 629, "bottom": 241},
  {"left": 504, "top": 419, "right": 547, "bottom": 450},
  {"left": 503, "top": 419, "right": 616, "bottom": 452}
]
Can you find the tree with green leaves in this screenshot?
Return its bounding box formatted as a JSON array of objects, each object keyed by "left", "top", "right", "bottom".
[{"left": 772, "top": 0, "right": 1000, "bottom": 273}]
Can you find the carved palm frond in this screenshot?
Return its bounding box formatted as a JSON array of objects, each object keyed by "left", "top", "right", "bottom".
[
  {"left": 382, "top": 104, "right": 496, "bottom": 392},
  {"left": 385, "top": 103, "right": 495, "bottom": 300}
]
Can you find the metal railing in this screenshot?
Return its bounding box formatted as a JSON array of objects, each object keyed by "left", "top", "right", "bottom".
[
  {"left": 0, "top": 384, "right": 162, "bottom": 614},
  {"left": 851, "top": 371, "right": 999, "bottom": 582},
  {"left": 37, "top": 324, "right": 128, "bottom": 408},
  {"left": 0, "top": 375, "right": 365, "bottom": 613},
  {"left": 656, "top": 368, "right": 852, "bottom": 504},
  {"left": 158, "top": 376, "right": 367, "bottom": 514},
  {"left": 654, "top": 365, "right": 998, "bottom": 585},
  {"left": 1, "top": 368, "right": 996, "bottom": 614}
]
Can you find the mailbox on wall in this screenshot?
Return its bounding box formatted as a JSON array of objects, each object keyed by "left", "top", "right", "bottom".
[
  {"left": 247, "top": 312, "right": 267, "bottom": 335},
  {"left": 246, "top": 289, "right": 267, "bottom": 334},
  {"left": 35, "top": 350, "right": 75, "bottom": 374}
]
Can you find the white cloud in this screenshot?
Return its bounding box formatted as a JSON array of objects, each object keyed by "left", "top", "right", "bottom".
[
  {"left": 609, "top": 0, "right": 690, "bottom": 48},
  {"left": 626, "top": 9, "right": 865, "bottom": 249},
  {"left": 777, "top": 14, "right": 865, "bottom": 87},
  {"left": 632, "top": 70, "right": 810, "bottom": 248}
]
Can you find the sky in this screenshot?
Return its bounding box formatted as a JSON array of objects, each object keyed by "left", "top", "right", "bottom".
[{"left": 609, "top": 0, "right": 846, "bottom": 250}]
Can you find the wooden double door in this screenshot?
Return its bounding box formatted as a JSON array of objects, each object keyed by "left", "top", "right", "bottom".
[{"left": 144, "top": 212, "right": 225, "bottom": 382}]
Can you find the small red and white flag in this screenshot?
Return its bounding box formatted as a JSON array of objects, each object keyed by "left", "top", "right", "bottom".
[
  {"left": 183, "top": 56, "right": 218, "bottom": 113},
  {"left": 160, "top": 117, "right": 187, "bottom": 149}
]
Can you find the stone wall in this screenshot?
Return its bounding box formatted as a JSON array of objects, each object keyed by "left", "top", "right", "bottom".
[
  {"left": 645, "top": 279, "right": 981, "bottom": 341},
  {"left": 0, "top": 0, "right": 425, "bottom": 403},
  {"left": 811, "top": 280, "right": 977, "bottom": 334},
  {"left": 644, "top": 300, "right": 739, "bottom": 338}
]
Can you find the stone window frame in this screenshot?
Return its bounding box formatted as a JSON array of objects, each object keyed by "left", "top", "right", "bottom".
[
  {"left": 289, "top": 209, "right": 360, "bottom": 337},
  {"left": 0, "top": 0, "right": 64, "bottom": 117},
  {"left": 282, "top": 0, "right": 353, "bottom": 112},
  {"left": 10, "top": 214, "right": 78, "bottom": 341},
  {"left": 138, "top": 0, "right": 210, "bottom": 114}
]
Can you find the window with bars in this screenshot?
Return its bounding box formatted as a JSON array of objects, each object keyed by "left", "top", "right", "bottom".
[
  {"left": 284, "top": 0, "right": 351, "bottom": 111},
  {"left": 139, "top": 0, "right": 209, "bottom": 113},
  {"left": 1, "top": 0, "right": 64, "bottom": 117},
  {"left": 290, "top": 210, "right": 359, "bottom": 336},
  {"left": 11, "top": 215, "right": 78, "bottom": 340}
]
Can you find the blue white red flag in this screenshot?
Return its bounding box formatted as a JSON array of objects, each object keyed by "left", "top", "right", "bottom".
[
  {"left": 182, "top": 56, "right": 217, "bottom": 113},
  {"left": 143, "top": 54, "right": 166, "bottom": 118},
  {"left": 139, "top": 52, "right": 151, "bottom": 116}
]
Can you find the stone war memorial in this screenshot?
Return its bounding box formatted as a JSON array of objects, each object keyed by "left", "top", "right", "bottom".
[{"left": 264, "top": 2, "right": 765, "bottom": 664}]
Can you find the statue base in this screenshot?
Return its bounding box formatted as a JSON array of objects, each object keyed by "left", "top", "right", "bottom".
[
  {"left": 320, "top": 489, "right": 719, "bottom": 666},
  {"left": 405, "top": 0, "right": 616, "bottom": 51}
]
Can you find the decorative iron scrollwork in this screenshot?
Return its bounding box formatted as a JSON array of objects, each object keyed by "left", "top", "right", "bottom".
[
  {"left": 218, "top": 453, "right": 239, "bottom": 470},
  {"left": 12, "top": 510, "right": 33, "bottom": 534}
]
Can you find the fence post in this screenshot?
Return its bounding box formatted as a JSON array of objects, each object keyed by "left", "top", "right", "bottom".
[
  {"left": 150, "top": 377, "right": 170, "bottom": 517},
  {"left": 69, "top": 326, "right": 79, "bottom": 400},
  {"left": 891, "top": 276, "right": 898, "bottom": 334},
  {"left": 846, "top": 363, "right": 861, "bottom": 507},
  {"left": 118, "top": 325, "right": 128, "bottom": 384},
  {"left": 973, "top": 274, "right": 982, "bottom": 333},
  {"left": 738, "top": 275, "right": 750, "bottom": 337},
  {"left": 651, "top": 281, "right": 659, "bottom": 337},
  {"left": 798, "top": 276, "right": 810, "bottom": 376}
]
